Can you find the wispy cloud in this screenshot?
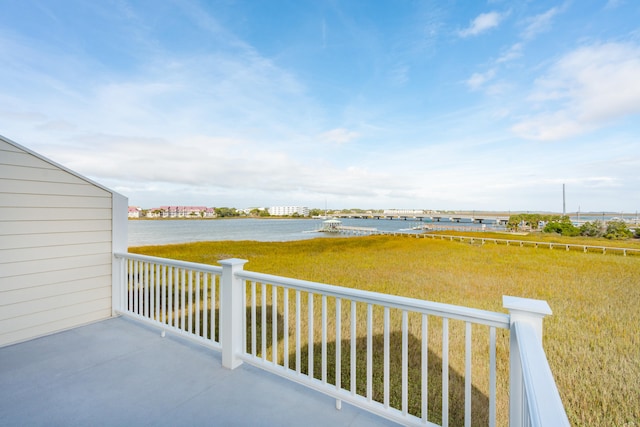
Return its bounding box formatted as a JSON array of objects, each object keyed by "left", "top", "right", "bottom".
[
  {"left": 466, "top": 69, "right": 496, "bottom": 90},
  {"left": 512, "top": 42, "right": 640, "bottom": 140},
  {"left": 458, "top": 12, "right": 505, "bottom": 38},
  {"left": 496, "top": 42, "right": 523, "bottom": 63},
  {"left": 522, "top": 6, "right": 561, "bottom": 40},
  {"left": 319, "top": 128, "right": 360, "bottom": 144}
]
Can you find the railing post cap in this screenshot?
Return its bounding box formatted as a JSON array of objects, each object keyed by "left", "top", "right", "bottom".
[
  {"left": 503, "top": 295, "right": 552, "bottom": 316},
  {"left": 218, "top": 258, "right": 249, "bottom": 267}
]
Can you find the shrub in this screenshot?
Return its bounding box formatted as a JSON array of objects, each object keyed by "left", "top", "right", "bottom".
[
  {"left": 604, "top": 220, "right": 633, "bottom": 240},
  {"left": 543, "top": 217, "right": 580, "bottom": 236},
  {"left": 580, "top": 220, "right": 605, "bottom": 237}
]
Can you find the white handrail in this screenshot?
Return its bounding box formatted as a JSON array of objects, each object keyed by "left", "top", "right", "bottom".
[
  {"left": 513, "top": 321, "right": 570, "bottom": 426},
  {"left": 115, "top": 252, "right": 223, "bottom": 274},
  {"left": 236, "top": 270, "right": 510, "bottom": 329}
]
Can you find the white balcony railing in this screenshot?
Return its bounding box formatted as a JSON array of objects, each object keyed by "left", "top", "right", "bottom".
[{"left": 114, "top": 252, "right": 569, "bottom": 427}]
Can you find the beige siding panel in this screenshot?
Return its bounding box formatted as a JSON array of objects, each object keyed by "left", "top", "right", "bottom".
[
  {"left": 0, "top": 242, "right": 111, "bottom": 264},
  {"left": 0, "top": 230, "right": 112, "bottom": 250},
  {"left": 0, "top": 193, "right": 112, "bottom": 208},
  {"left": 0, "top": 286, "right": 111, "bottom": 321},
  {"left": 0, "top": 219, "right": 112, "bottom": 235},
  {"left": 0, "top": 164, "right": 94, "bottom": 185},
  {"left": 0, "top": 178, "right": 109, "bottom": 197},
  {"left": 0, "top": 296, "right": 111, "bottom": 336},
  {"left": 0, "top": 264, "right": 111, "bottom": 292},
  {"left": 0, "top": 253, "right": 111, "bottom": 278},
  {"left": 0, "top": 306, "right": 112, "bottom": 348},
  {"left": 0, "top": 207, "right": 112, "bottom": 221},
  {"left": 0, "top": 150, "right": 59, "bottom": 169},
  {"left": 0, "top": 140, "right": 23, "bottom": 153},
  {"left": 0, "top": 275, "right": 109, "bottom": 306}
]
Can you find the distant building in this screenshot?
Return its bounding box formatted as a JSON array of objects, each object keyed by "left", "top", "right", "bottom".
[
  {"left": 268, "top": 206, "right": 309, "bottom": 216},
  {"left": 154, "top": 206, "right": 216, "bottom": 218},
  {"left": 128, "top": 206, "right": 141, "bottom": 218}
]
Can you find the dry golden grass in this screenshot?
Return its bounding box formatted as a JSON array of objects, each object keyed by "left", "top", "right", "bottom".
[{"left": 131, "top": 234, "right": 640, "bottom": 426}]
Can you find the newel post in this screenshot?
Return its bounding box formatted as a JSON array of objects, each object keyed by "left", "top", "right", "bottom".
[
  {"left": 503, "top": 295, "right": 552, "bottom": 427},
  {"left": 111, "top": 192, "right": 128, "bottom": 316},
  {"left": 220, "top": 258, "right": 249, "bottom": 370}
]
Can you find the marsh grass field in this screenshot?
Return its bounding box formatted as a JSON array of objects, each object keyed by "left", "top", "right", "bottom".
[{"left": 130, "top": 233, "right": 640, "bottom": 426}]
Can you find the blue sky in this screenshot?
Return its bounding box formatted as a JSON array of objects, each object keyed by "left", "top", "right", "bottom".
[{"left": 1, "top": 0, "right": 639, "bottom": 212}]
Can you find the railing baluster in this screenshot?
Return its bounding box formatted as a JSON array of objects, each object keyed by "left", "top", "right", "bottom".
[
  {"left": 211, "top": 274, "right": 217, "bottom": 342},
  {"left": 490, "top": 326, "right": 497, "bottom": 427},
  {"left": 308, "top": 292, "right": 314, "bottom": 379},
  {"left": 366, "top": 303, "right": 373, "bottom": 402},
  {"left": 241, "top": 277, "right": 246, "bottom": 352},
  {"left": 187, "top": 270, "right": 193, "bottom": 333},
  {"left": 443, "top": 317, "right": 449, "bottom": 427},
  {"left": 155, "top": 264, "right": 160, "bottom": 321},
  {"left": 335, "top": 297, "right": 342, "bottom": 391},
  {"left": 322, "top": 295, "right": 327, "bottom": 383},
  {"left": 162, "top": 265, "right": 167, "bottom": 325},
  {"left": 130, "top": 260, "right": 134, "bottom": 313},
  {"left": 465, "top": 321, "right": 472, "bottom": 427},
  {"left": 180, "top": 269, "right": 186, "bottom": 331},
  {"left": 167, "top": 266, "right": 173, "bottom": 326},
  {"left": 195, "top": 271, "right": 201, "bottom": 336},
  {"left": 262, "top": 282, "right": 267, "bottom": 362},
  {"left": 173, "top": 267, "right": 179, "bottom": 328},
  {"left": 350, "top": 300, "right": 356, "bottom": 396},
  {"left": 203, "top": 273, "right": 208, "bottom": 340},
  {"left": 402, "top": 310, "right": 408, "bottom": 415},
  {"left": 296, "top": 290, "right": 301, "bottom": 374},
  {"left": 284, "top": 287, "right": 289, "bottom": 370},
  {"left": 144, "top": 262, "right": 149, "bottom": 318},
  {"left": 383, "top": 306, "right": 390, "bottom": 408},
  {"left": 132, "top": 260, "right": 137, "bottom": 314},
  {"left": 272, "top": 284, "right": 278, "bottom": 366},
  {"left": 251, "top": 281, "right": 256, "bottom": 356},
  {"left": 149, "top": 264, "right": 155, "bottom": 320},
  {"left": 422, "top": 313, "right": 428, "bottom": 423}
]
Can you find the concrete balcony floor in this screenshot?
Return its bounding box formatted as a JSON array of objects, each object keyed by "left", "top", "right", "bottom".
[{"left": 0, "top": 316, "right": 398, "bottom": 427}]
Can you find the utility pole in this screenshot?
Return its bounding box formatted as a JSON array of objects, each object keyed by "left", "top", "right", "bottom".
[{"left": 562, "top": 184, "right": 566, "bottom": 217}]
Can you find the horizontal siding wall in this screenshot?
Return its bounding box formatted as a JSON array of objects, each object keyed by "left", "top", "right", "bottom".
[{"left": 0, "top": 139, "right": 113, "bottom": 347}]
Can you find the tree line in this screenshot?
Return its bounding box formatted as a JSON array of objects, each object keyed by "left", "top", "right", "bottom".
[{"left": 507, "top": 214, "right": 638, "bottom": 240}]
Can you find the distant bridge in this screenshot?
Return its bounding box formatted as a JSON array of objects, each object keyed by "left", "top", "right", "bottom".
[{"left": 328, "top": 212, "right": 510, "bottom": 225}]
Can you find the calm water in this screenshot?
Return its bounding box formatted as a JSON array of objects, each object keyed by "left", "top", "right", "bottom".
[{"left": 127, "top": 217, "right": 504, "bottom": 246}]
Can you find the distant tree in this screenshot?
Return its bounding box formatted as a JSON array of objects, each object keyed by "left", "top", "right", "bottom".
[
  {"left": 508, "top": 214, "right": 559, "bottom": 231},
  {"left": 543, "top": 216, "right": 580, "bottom": 236},
  {"left": 215, "top": 207, "right": 240, "bottom": 218},
  {"left": 580, "top": 220, "right": 605, "bottom": 238},
  {"left": 604, "top": 220, "right": 632, "bottom": 240},
  {"left": 635, "top": 226, "right": 640, "bottom": 238},
  {"left": 309, "top": 208, "right": 324, "bottom": 217}
]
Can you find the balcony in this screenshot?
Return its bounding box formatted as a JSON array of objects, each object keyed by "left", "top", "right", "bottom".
[
  {"left": 1, "top": 251, "right": 568, "bottom": 426},
  {"left": 0, "top": 315, "right": 394, "bottom": 426}
]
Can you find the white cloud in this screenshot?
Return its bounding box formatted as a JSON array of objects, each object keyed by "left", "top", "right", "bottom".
[
  {"left": 513, "top": 42, "right": 640, "bottom": 140},
  {"left": 522, "top": 7, "right": 560, "bottom": 40},
  {"left": 319, "top": 128, "right": 360, "bottom": 144},
  {"left": 459, "top": 12, "right": 504, "bottom": 38},
  {"left": 497, "top": 42, "right": 523, "bottom": 63},
  {"left": 466, "top": 69, "right": 496, "bottom": 90}
]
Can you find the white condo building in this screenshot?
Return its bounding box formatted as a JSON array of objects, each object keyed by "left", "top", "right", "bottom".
[{"left": 268, "top": 206, "right": 309, "bottom": 216}]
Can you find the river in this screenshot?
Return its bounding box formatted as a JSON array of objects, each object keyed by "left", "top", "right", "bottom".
[{"left": 127, "top": 217, "right": 498, "bottom": 246}]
